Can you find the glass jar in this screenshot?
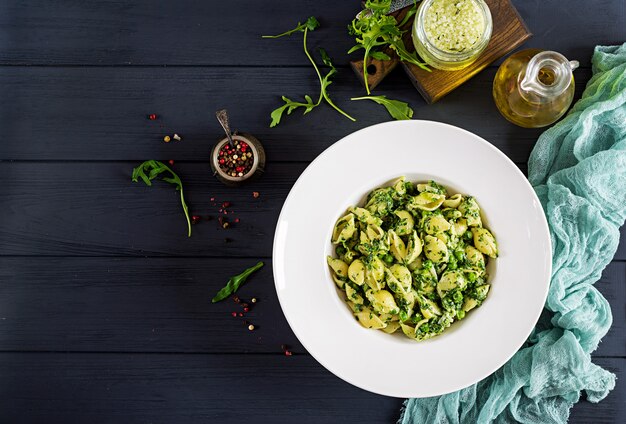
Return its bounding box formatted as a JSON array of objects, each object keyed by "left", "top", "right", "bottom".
[{"left": 412, "top": 0, "right": 492, "bottom": 71}]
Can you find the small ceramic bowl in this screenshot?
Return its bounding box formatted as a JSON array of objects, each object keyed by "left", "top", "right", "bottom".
[{"left": 210, "top": 133, "right": 266, "bottom": 186}]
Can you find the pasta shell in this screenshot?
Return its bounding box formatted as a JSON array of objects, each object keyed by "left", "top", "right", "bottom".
[
  {"left": 417, "top": 294, "right": 442, "bottom": 319},
  {"left": 442, "top": 193, "right": 463, "bottom": 208},
  {"left": 437, "top": 270, "right": 465, "bottom": 299},
  {"left": 332, "top": 213, "right": 356, "bottom": 244},
  {"left": 327, "top": 256, "right": 349, "bottom": 279},
  {"left": 390, "top": 264, "right": 412, "bottom": 292},
  {"left": 393, "top": 176, "right": 407, "bottom": 196},
  {"left": 388, "top": 229, "right": 407, "bottom": 262},
  {"left": 367, "top": 289, "right": 399, "bottom": 315},
  {"left": 405, "top": 230, "right": 422, "bottom": 265},
  {"left": 355, "top": 307, "right": 387, "bottom": 329},
  {"left": 453, "top": 218, "right": 468, "bottom": 237},
  {"left": 382, "top": 321, "right": 401, "bottom": 334},
  {"left": 394, "top": 210, "right": 414, "bottom": 235},
  {"left": 348, "top": 259, "right": 366, "bottom": 286},
  {"left": 424, "top": 215, "right": 451, "bottom": 235},
  {"left": 465, "top": 245, "right": 485, "bottom": 268},
  {"left": 366, "top": 224, "right": 385, "bottom": 241},
  {"left": 407, "top": 192, "right": 446, "bottom": 211},
  {"left": 350, "top": 207, "right": 382, "bottom": 226},
  {"left": 472, "top": 228, "right": 498, "bottom": 258},
  {"left": 458, "top": 196, "right": 482, "bottom": 227},
  {"left": 345, "top": 284, "right": 364, "bottom": 305},
  {"left": 424, "top": 235, "right": 449, "bottom": 263}
]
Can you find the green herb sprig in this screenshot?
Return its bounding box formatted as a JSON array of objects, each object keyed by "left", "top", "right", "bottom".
[
  {"left": 212, "top": 261, "right": 265, "bottom": 303},
  {"left": 348, "top": 0, "right": 429, "bottom": 95},
  {"left": 261, "top": 16, "right": 320, "bottom": 39},
  {"left": 351, "top": 95, "right": 414, "bottom": 120},
  {"left": 131, "top": 160, "right": 192, "bottom": 237},
  {"left": 263, "top": 17, "right": 356, "bottom": 127}
]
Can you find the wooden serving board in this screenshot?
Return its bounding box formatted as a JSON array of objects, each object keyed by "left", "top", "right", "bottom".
[{"left": 350, "top": 0, "right": 532, "bottom": 103}]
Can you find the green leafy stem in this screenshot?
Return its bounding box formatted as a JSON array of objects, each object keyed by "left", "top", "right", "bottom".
[
  {"left": 212, "top": 261, "right": 265, "bottom": 303},
  {"left": 131, "top": 160, "right": 192, "bottom": 237},
  {"left": 348, "top": 0, "right": 430, "bottom": 95},
  {"left": 263, "top": 17, "right": 356, "bottom": 127},
  {"left": 351, "top": 95, "right": 414, "bottom": 120}
]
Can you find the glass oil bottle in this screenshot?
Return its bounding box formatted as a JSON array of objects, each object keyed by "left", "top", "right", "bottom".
[{"left": 493, "top": 49, "right": 579, "bottom": 128}]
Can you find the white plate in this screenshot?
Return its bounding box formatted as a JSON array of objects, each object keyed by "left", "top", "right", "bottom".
[{"left": 273, "top": 120, "right": 551, "bottom": 398}]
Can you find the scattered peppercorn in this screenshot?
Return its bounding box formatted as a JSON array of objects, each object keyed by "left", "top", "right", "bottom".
[
  {"left": 238, "top": 312, "right": 243, "bottom": 317},
  {"left": 163, "top": 135, "right": 171, "bottom": 143},
  {"left": 168, "top": 159, "right": 175, "bottom": 165},
  {"left": 251, "top": 298, "right": 257, "bottom": 303},
  {"left": 253, "top": 191, "right": 260, "bottom": 198},
  {"left": 243, "top": 307, "right": 249, "bottom": 312},
  {"left": 148, "top": 114, "right": 158, "bottom": 120},
  {"left": 234, "top": 218, "right": 240, "bottom": 223},
  {"left": 173, "top": 133, "right": 182, "bottom": 141},
  {"left": 248, "top": 324, "right": 255, "bottom": 331},
  {"left": 233, "top": 295, "right": 240, "bottom": 303},
  {"left": 231, "top": 312, "right": 237, "bottom": 317},
  {"left": 285, "top": 350, "right": 293, "bottom": 356},
  {"left": 222, "top": 222, "right": 230, "bottom": 229},
  {"left": 191, "top": 215, "right": 201, "bottom": 224},
  {"left": 222, "top": 201, "right": 231, "bottom": 208}
]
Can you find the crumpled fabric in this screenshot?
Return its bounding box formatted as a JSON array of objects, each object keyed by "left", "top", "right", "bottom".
[{"left": 400, "top": 43, "right": 626, "bottom": 424}]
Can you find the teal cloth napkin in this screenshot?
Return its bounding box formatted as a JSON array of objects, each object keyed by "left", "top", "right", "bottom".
[{"left": 400, "top": 43, "right": 626, "bottom": 424}]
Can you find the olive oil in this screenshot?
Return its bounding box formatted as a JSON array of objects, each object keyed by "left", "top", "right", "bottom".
[{"left": 493, "top": 49, "right": 578, "bottom": 128}]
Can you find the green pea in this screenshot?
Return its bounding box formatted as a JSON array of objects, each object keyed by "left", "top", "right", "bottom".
[
  {"left": 454, "top": 249, "right": 464, "bottom": 261},
  {"left": 453, "top": 290, "right": 463, "bottom": 303},
  {"left": 457, "top": 310, "right": 466, "bottom": 320},
  {"left": 382, "top": 253, "right": 394, "bottom": 264},
  {"left": 467, "top": 272, "right": 477, "bottom": 282},
  {"left": 335, "top": 245, "right": 347, "bottom": 256}
]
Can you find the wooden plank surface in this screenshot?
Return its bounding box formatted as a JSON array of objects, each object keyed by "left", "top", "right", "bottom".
[
  {"left": 0, "top": 353, "right": 622, "bottom": 424},
  {"left": 0, "top": 67, "right": 590, "bottom": 162},
  {"left": 0, "top": 258, "right": 622, "bottom": 357},
  {"left": 1, "top": 0, "right": 624, "bottom": 422},
  {"left": 0, "top": 0, "right": 623, "bottom": 66}
]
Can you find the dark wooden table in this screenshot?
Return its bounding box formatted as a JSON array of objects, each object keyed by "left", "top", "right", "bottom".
[{"left": 0, "top": 1, "right": 624, "bottom": 422}]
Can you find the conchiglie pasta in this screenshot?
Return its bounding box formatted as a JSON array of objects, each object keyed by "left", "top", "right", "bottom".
[
  {"left": 472, "top": 228, "right": 498, "bottom": 258},
  {"left": 407, "top": 192, "right": 446, "bottom": 211},
  {"left": 424, "top": 235, "right": 449, "bottom": 263},
  {"left": 328, "top": 178, "right": 497, "bottom": 342}
]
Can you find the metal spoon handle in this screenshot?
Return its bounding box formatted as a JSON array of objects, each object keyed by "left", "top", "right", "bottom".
[{"left": 215, "top": 109, "right": 235, "bottom": 147}]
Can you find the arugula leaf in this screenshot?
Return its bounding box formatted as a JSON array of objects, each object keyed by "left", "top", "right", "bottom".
[
  {"left": 212, "top": 261, "right": 265, "bottom": 303},
  {"left": 348, "top": 0, "right": 429, "bottom": 94},
  {"left": 261, "top": 16, "right": 320, "bottom": 38},
  {"left": 270, "top": 95, "right": 318, "bottom": 127},
  {"left": 318, "top": 48, "right": 356, "bottom": 122},
  {"left": 351, "top": 95, "right": 414, "bottom": 120},
  {"left": 266, "top": 18, "right": 355, "bottom": 127},
  {"left": 369, "top": 51, "right": 392, "bottom": 60},
  {"left": 131, "top": 160, "right": 192, "bottom": 237}
]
